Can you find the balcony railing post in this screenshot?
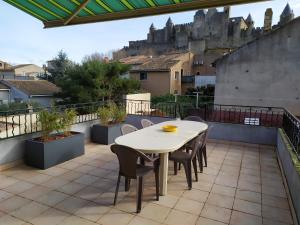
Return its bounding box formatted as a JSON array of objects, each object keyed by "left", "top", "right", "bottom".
[{"left": 204, "top": 103, "right": 207, "bottom": 121}]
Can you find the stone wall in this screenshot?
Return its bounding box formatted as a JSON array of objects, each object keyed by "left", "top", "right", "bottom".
[{"left": 214, "top": 18, "right": 300, "bottom": 116}]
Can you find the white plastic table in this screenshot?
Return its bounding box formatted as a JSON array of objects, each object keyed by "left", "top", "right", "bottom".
[{"left": 114, "top": 120, "right": 208, "bottom": 195}]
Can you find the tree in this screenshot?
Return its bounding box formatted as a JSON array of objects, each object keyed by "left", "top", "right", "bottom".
[
  {"left": 46, "top": 50, "right": 73, "bottom": 84},
  {"left": 82, "top": 52, "right": 106, "bottom": 63},
  {"left": 55, "top": 57, "right": 140, "bottom": 104}
]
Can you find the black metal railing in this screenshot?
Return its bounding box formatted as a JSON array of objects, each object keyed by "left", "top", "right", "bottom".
[
  {"left": 125, "top": 100, "right": 177, "bottom": 118},
  {"left": 282, "top": 110, "right": 300, "bottom": 159},
  {"left": 181, "top": 104, "right": 285, "bottom": 127},
  {"left": 0, "top": 99, "right": 299, "bottom": 159},
  {"left": 0, "top": 101, "right": 106, "bottom": 140}
]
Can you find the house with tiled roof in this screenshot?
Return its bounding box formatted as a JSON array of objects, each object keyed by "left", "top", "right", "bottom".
[
  {"left": 0, "top": 62, "right": 44, "bottom": 80},
  {"left": 0, "top": 80, "right": 60, "bottom": 107},
  {"left": 121, "top": 52, "right": 193, "bottom": 96}
]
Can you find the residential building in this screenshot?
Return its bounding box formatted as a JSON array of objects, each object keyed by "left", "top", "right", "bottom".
[
  {"left": 0, "top": 60, "right": 12, "bottom": 70},
  {"left": 0, "top": 80, "right": 60, "bottom": 107},
  {"left": 119, "top": 55, "right": 153, "bottom": 78},
  {"left": 0, "top": 83, "right": 10, "bottom": 104},
  {"left": 122, "top": 52, "right": 193, "bottom": 96},
  {"left": 0, "top": 62, "right": 44, "bottom": 80},
  {"left": 214, "top": 17, "right": 300, "bottom": 116}
]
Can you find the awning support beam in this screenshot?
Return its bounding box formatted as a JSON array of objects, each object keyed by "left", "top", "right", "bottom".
[
  {"left": 64, "top": 0, "right": 91, "bottom": 25},
  {"left": 41, "top": 0, "right": 269, "bottom": 28}
]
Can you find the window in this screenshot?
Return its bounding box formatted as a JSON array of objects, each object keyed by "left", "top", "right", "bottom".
[
  {"left": 174, "top": 90, "right": 178, "bottom": 94},
  {"left": 0, "top": 63, "right": 2, "bottom": 67},
  {"left": 174, "top": 71, "right": 179, "bottom": 80},
  {"left": 139, "top": 72, "right": 147, "bottom": 80}
]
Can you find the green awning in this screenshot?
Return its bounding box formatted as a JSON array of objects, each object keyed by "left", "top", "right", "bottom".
[{"left": 4, "top": 0, "right": 268, "bottom": 28}]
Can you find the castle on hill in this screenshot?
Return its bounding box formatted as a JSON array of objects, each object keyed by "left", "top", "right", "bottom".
[{"left": 114, "top": 4, "right": 295, "bottom": 60}]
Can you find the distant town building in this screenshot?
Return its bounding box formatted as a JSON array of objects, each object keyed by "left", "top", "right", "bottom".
[
  {"left": 0, "top": 61, "right": 44, "bottom": 80},
  {"left": 121, "top": 52, "right": 193, "bottom": 96},
  {"left": 214, "top": 17, "right": 300, "bottom": 116},
  {"left": 0, "top": 80, "right": 60, "bottom": 107}
]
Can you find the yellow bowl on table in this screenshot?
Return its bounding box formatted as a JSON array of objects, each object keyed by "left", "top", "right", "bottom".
[{"left": 162, "top": 125, "right": 178, "bottom": 132}]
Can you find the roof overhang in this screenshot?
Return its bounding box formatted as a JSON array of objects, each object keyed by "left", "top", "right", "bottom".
[
  {"left": 131, "top": 69, "right": 170, "bottom": 72},
  {"left": 4, "top": 0, "right": 269, "bottom": 29}
]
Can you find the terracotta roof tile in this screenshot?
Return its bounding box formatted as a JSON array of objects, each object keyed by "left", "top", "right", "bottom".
[
  {"left": 130, "top": 53, "right": 186, "bottom": 72},
  {"left": 2, "top": 80, "right": 60, "bottom": 96}
]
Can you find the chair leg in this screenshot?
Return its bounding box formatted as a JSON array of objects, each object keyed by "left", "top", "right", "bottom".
[
  {"left": 114, "top": 174, "right": 121, "bottom": 205},
  {"left": 187, "top": 162, "right": 192, "bottom": 189},
  {"left": 178, "top": 163, "right": 181, "bottom": 171},
  {"left": 182, "top": 162, "right": 192, "bottom": 190},
  {"left": 154, "top": 167, "right": 160, "bottom": 201},
  {"left": 125, "top": 178, "right": 131, "bottom": 192},
  {"left": 197, "top": 149, "right": 203, "bottom": 173},
  {"left": 174, "top": 162, "right": 178, "bottom": 175},
  {"left": 192, "top": 158, "right": 198, "bottom": 182},
  {"left": 203, "top": 146, "right": 207, "bottom": 167},
  {"left": 136, "top": 176, "right": 144, "bottom": 213}
]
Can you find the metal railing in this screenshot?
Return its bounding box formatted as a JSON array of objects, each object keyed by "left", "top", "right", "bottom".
[
  {"left": 182, "top": 104, "right": 285, "bottom": 127},
  {"left": 0, "top": 101, "right": 106, "bottom": 140},
  {"left": 0, "top": 99, "right": 299, "bottom": 159},
  {"left": 282, "top": 109, "right": 300, "bottom": 159}
]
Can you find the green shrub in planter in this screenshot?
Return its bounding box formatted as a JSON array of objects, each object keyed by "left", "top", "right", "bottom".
[
  {"left": 26, "top": 108, "right": 84, "bottom": 169},
  {"left": 97, "top": 106, "right": 112, "bottom": 125},
  {"left": 92, "top": 102, "right": 127, "bottom": 144}
]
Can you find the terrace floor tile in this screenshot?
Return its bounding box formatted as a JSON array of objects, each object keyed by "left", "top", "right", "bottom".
[{"left": 0, "top": 141, "right": 296, "bottom": 225}]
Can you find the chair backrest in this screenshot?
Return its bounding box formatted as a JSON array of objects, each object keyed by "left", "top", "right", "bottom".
[
  {"left": 190, "top": 132, "right": 206, "bottom": 159},
  {"left": 184, "top": 116, "right": 206, "bottom": 122},
  {"left": 111, "top": 144, "right": 151, "bottom": 179},
  {"left": 121, "top": 124, "right": 138, "bottom": 135},
  {"left": 141, "top": 119, "right": 154, "bottom": 128}
]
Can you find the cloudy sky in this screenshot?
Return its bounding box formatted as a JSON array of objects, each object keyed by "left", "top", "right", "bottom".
[{"left": 0, "top": 0, "right": 299, "bottom": 66}]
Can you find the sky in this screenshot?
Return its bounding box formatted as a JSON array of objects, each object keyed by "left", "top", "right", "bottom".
[{"left": 0, "top": 0, "right": 299, "bottom": 66}]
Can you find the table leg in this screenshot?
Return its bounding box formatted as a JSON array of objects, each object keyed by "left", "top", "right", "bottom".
[{"left": 159, "top": 153, "right": 168, "bottom": 196}]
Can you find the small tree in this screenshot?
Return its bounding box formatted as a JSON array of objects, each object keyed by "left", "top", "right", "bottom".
[
  {"left": 59, "top": 109, "right": 77, "bottom": 136},
  {"left": 97, "top": 102, "right": 127, "bottom": 125},
  {"left": 55, "top": 56, "right": 139, "bottom": 104},
  {"left": 38, "top": 110, "right": 60, "bottom": 142},
  {"left": 47, "top": 50, "right": 73, "bottom": 84}
]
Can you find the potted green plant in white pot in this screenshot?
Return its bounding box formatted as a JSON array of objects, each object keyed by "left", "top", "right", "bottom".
[
  {"left": 91, "top": 102, "right": 127, "bottom": 144},
  {"left": 25, "top": 108, "right": 84, "bottom": 169}
]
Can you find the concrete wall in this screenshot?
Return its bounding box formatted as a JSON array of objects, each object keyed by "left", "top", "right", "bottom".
[
  {"left": 277, "top": 129, "right": 300, "bottom": 223},
  {"left": 214, "top": 18, "right": 300, "bottom": 116},
  {"left": 208, "top": 122, "right": 277, "bottom": 145},
  {"left": 124, "top": 93, "right": 152, "bottom": 115}
]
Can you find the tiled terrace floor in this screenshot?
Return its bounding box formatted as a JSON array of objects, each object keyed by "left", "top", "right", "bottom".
[{"left": 0, "top": 141, "right": 296, "bottom": 225}]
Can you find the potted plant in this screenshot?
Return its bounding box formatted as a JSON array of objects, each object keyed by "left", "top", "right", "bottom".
[
  {"left": 91, "top": 102, "right": 127, "bottom": 144},
  {"left": 25, "top": 108, "right": 84, "bottom": 169}
]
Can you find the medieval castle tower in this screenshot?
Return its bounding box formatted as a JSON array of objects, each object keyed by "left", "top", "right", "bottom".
[{"left": 114, "top": 4, "right": 295, "bottom": 60}]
